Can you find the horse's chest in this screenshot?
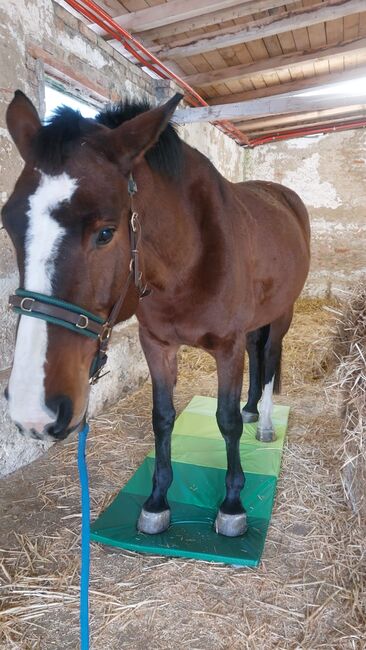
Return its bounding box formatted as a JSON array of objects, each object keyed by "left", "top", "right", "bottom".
[{"left": 138, "top": 294, "right": 239, "bottom": 348}]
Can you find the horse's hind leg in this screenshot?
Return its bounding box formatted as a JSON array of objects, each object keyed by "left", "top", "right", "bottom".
[
  {"left": 242, "top": 325, "right": 270, "bottom": 423},
  {"left": 137, "top": 329, "right": 178, "bottom": 534},
  {"left": 214, "top": 339, "right": 247, "bottom": 537},
  {"left": 257, "top": 308, "right": 293, "bottom": 442}
]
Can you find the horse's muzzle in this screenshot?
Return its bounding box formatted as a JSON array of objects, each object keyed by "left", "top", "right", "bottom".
[{"left": 8, "top": 394, "right": 79, "bottom": 441}]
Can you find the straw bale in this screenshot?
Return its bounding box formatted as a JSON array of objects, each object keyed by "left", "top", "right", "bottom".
[{"left": 330, "top": 283, "right": 366, "bottom": 520}]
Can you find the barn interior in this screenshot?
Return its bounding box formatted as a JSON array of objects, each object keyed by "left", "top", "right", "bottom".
[{"left": 0, "top": 1, "right": 365, "bottom": 648}]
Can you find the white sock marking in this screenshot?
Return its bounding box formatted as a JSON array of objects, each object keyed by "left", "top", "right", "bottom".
[
  {"left": 259, "top": 377, "right": 274, "bottom": 431},
  {"left": 8, "top": 172, "right": 77, "bottom": 431}
]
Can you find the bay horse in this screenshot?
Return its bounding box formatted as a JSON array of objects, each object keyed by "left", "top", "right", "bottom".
[{"left": 3, "top": 90, "right": 310, "bottom": 537}]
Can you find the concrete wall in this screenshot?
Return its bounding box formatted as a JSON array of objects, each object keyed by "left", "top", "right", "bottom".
[
  {"left": 0, "top": 0, "right": 247, "bottom": 476},
  {"left": 244, "top": 131, "right": 366, "bottom": 296}
]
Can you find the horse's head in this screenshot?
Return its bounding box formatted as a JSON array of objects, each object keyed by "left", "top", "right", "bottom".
[{"left": 2, "top": 90, "right": 182, "bottom": 441}]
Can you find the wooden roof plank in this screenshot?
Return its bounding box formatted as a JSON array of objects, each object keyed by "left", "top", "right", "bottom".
[
  {"left": 325, "top": 15, "right": 344, "bottom": 44},
  {"left": 91, "top": 0, "right": 253, "bottom": 37},
  {"left": 205, "top": 64, "right": 366, "bottom": 104},
  {"left": 343, "top": 12, "right": 360, "bottom": 40},
  {"left": 151, "top": 0, "right": 365, "bottom": 60},
  {"left": 140, "top": 0, "right": 293, "bottom": 41},
  {"left": 182, "top": 36, "right": 366, "bottom": 87}
]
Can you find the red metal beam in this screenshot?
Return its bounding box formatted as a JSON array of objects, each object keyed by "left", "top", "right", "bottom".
[
  {"left": 64, "top": 0, "right": 249, "bottom": 145},
  {"left": 248, "top": 118, "right": 366, "bottom": 146}
]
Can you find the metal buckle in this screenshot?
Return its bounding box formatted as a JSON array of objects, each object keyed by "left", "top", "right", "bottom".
[
  {"left": 128, "top": 175, "right": 138, "bottom": 196},
  {"left": 99, "top": 325, "right": 111, "bottom": 343},
  {"left": 76, "top": 314, "right": 89, "bottom": 329},
  {"left": 130, "top": 211, "right": 138, "bottom": 232},
  {"left": 20, "top": 297, "right": 35, "bottom": 312}
]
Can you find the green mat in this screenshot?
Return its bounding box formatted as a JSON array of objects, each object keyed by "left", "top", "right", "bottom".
[{"left": 91, "top": 396, "right": 289, "bottom": 566}]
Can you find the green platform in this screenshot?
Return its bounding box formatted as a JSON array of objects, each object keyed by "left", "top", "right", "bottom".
[{"left": 91, "top": 396, "right": 289, "bottom": 566}]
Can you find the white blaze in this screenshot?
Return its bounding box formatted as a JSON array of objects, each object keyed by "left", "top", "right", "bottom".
[{"left": 8, "top": 172, "right": 77, "bottom": 432}]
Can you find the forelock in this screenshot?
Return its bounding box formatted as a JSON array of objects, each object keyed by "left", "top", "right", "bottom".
[{"left": 32, "top": 107, "right": 98, "bottom": 173}]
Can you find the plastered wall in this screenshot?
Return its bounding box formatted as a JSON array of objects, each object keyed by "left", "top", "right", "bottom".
[
  {"left": 0, "top": 0, "right": 247, "bottom": 476},
  {"left": 244, "top": 131, "right": 366, "bottom": 297}
]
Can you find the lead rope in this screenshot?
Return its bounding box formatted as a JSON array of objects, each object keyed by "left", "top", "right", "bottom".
[
  {"left": 77, "top": 174, "right": 148, "bottom": 649},
  {"left": 77, "top": 178, "right": 138, "bottom": 649},
  {"left": 77, "top": 423, "right": 90, "bottom": 650}
]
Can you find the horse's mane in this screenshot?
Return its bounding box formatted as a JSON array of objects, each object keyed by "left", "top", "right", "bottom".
[{"left": 32, "top": 98, "right": 183, "bottom": 178}]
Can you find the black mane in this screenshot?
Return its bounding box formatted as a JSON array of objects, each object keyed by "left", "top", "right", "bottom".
[{"left": 32, "top": 98, "right": 183, "bottom": 178}]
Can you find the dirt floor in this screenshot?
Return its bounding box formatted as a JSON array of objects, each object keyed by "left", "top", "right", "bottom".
[{"left": 0, "top": 299, "right": 365, "bottom": 649}]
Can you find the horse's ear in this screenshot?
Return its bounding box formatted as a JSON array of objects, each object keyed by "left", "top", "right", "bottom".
[
  {"left": 108, "top": 93, "right": 183, "bottom": 174},
  {"left": 6, "top": 90, "right": 41, "bottom": 163}
]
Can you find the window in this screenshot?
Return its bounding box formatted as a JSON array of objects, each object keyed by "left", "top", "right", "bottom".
[{"left": 44, "top": 82, "right": 100, "bottom": 120}]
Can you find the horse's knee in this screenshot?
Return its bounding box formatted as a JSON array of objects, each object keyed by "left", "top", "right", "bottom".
[
  {"left": 152, "top": 405, "right": 175, "bottom": 435},
  {"left": 216, "top": 407, "right": 242, "bottom": 440}
]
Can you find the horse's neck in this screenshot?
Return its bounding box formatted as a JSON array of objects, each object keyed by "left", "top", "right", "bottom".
[{"left": 136, "top": 158, "right": 202, "bottom": 291}]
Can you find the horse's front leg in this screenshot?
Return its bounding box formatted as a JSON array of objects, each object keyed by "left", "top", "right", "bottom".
[
  {"left": 215, "top": 339, "right": 247, "bottom": 537},
  {"left": 137, "top": 328, "right": 178, "bottom": 534}
]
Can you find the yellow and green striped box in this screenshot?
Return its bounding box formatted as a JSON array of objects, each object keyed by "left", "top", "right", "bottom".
[{"left": 91, "top": 396, "right": 289, "bottom": 566}]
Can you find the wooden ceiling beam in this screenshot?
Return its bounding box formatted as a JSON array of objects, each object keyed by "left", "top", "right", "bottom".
[
  {"left": 125, "top": 1, "right": 294, "bottom": 41},
  {"left": 151, "top": 0, "right": 365, "bottom": 60},
  {"left": 183, "top": 36, "right": 366, "bottom": 88},
  {"left": 173, "top": 91, "right": 366, "bottom": 124},
  {"left": 205, "top": 65, "right": 366, "bottom": 105},
  {"left": 91, "top": 0, "right": 248, "bottom": 37}
]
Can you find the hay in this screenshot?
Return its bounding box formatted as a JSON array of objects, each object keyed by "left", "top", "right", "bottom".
[
  {"left": 0, "top": 297, "right": 365, "bottom": 649},
  {"left": 328, "top": 283, "right": 366, "bottom": 521}
]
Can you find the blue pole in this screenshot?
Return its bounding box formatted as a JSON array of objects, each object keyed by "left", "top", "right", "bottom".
[{"left": 77, "top": 423, "right": 90, "bottom": 650}]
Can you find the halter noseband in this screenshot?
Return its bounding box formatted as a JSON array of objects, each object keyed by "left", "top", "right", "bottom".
[{"left": 8, "top": 174, "right": 150, "bottom": 385}]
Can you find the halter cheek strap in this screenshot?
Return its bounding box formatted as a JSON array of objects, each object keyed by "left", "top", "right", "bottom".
[{"left": 8, "top": 174, "right": 150, "bottom": 384}]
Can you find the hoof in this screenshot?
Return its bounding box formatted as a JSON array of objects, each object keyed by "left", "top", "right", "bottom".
[
  {"left": 214, "top": 510, "right": 247, "bottom": 537},
  {"left": 242, "top": 410, "right": 259, "bottom": 424},
  {"left": 256, "top": 426, "right": 276, "bottom": 442},
  {"left": 137, "top": 508, "right": 170, "bottom": 534}
]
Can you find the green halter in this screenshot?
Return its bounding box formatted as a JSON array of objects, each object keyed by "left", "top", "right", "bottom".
[{"left": 11, "top": 288, "right": 104, "bottom": 340}]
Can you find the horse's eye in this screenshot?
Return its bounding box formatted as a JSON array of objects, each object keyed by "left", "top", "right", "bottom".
[{"left": 96, "top": 227, "right": 115, "bottom": 246}]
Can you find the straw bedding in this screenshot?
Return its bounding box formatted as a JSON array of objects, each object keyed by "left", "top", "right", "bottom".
[
  {"left": 326, "top": 284, "right": 366, "bottom": 521},
  {"left": 0, "top": 298, "right": 365, "bottom": 649}
]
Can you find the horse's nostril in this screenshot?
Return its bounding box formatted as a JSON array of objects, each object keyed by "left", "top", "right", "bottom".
[
  {"left": 15, "top": 423, "right": 24, "bottom": 435},
  {"left": 45, "top": 395, "right": 73, "bottom": 438},
  {"left": 45, "top": 423, "right": 56, "bottom": 437},
  {"left": 4, "top": 386, "right": 9, "bottom": 401},
  {"left": 30, "top": 428, "right": 42, "bottom": 440}
]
